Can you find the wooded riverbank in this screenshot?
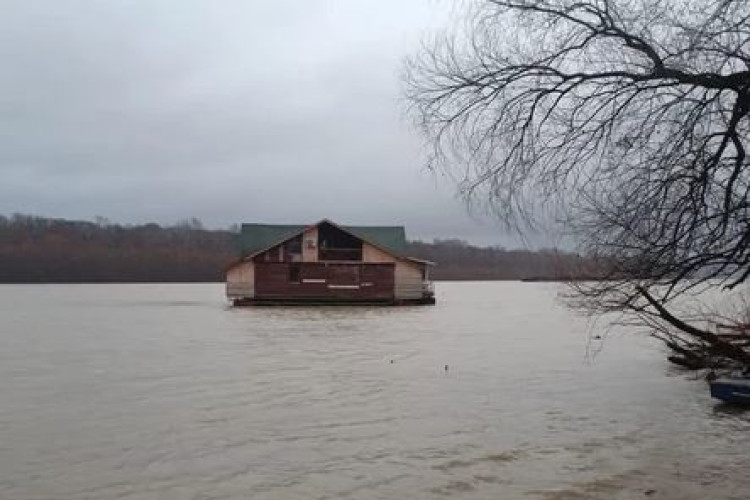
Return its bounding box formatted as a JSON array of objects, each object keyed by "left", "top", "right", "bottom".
[{"left": 0, "top": 214, "right": 592, "bottom": 283}]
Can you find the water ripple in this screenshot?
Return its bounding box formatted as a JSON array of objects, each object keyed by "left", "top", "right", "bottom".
[{"left": 1, "top": 283, "right": 749, "bottom": 499}]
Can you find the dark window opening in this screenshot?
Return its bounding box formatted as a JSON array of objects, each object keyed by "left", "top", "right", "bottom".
[
  {"left": 318, "top": 222, "right": 363, "bottom": 261},
  {"left": 289, "top": 264, "right": 301, "bottom": 283},
  {"left": 284, "top": 235, "right": 303, "bottom": 262}
]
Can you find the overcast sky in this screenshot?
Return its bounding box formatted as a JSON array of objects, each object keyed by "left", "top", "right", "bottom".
[{"left": 0, "top": 0, "right": 547, "bottom": 246}]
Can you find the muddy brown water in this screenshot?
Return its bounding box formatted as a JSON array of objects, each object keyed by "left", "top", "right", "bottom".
[{"left": 1, "top": 282, "right": 748, "bottom": 499}]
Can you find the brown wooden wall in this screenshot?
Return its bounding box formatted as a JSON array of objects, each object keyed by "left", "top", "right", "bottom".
[
  {"left": 226, "top": 260, "right": 255, "bottom": 298},
  {"left": 254, "top": 262, "right": 395, "bottom": 300}
]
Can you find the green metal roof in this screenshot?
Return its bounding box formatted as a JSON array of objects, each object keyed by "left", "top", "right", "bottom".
[
  {"left": 341, "top": 225, "right": 406, "bottom": 255},
  {"left": 237, "top": 221, "right": 407, "bottom": 257},
  {"left": 237, "top": 224, "right": 307, "bottom": 257}
]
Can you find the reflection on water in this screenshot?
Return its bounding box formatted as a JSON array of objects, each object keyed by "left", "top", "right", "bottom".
[{"left": 0, "top": 282, "right": 748, "bottom": 499}]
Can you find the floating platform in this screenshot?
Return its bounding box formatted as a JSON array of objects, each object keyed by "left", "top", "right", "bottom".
[{"left": 232, "top": 296, "right": 436, "bottom": 307}]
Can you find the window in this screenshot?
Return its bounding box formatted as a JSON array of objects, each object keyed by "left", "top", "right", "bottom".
[{"left": 289, "top": 264, "right": 301, "bottom": 283}]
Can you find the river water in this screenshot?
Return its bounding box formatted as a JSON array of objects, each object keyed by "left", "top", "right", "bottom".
[{"left": 0, "top": 282, "right": 748, "bottom": 500}]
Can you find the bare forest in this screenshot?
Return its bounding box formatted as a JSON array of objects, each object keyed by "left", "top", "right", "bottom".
[{"left": 0, "top": 214, "right": 590, "bottom": 283}]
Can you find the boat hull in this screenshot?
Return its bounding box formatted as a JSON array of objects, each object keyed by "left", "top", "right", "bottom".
[{"left": 709, "top": 379, "right": 750, "bottom": 404}]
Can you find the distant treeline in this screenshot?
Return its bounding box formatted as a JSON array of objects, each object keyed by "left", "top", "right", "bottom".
[
  {"left": 0, "top": 214, "right": 594, "bottom": 283},
  {"left": 407, "top": 239, "right": 594, "bottom": 281},
  {"left": 0, "top": 214, "right": 233, "bottom": 283}
]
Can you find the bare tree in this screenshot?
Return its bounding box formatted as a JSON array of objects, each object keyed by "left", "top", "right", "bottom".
[{"left": 405, "top": 0, "right": 750, "bottom": 370}]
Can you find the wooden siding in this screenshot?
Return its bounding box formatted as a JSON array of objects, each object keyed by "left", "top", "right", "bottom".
[
  {"left": 252, "top": 237, "right": 303, "bottom": 263},
  {"left": 254, "top": 245, "right": 280, "bottom": 263},
  {"left": 226, "top": 261, "right": 255, "bottom": 298},
  {"left": 395, "top": 260, "right": 424, "bottom": 299},
  {"left": 302, "top": 227, "right": 318, "bottom": 262},
  {"left": 362, "top": 242, "right": 396, "bottom": 263},
  {"left": 254, "top": 262, "right": 394, "bottom": 300}
]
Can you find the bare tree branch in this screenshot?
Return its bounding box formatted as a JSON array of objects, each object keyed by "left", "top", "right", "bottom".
[{"left": 406, "top": 0, "right": 750, "bottom": 370}]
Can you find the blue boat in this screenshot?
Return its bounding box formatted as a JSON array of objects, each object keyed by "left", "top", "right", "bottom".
[{"left": 709, "top": 378, "right": 750, "bottom": 404}]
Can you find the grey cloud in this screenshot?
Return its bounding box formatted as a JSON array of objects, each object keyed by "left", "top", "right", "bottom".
[{"left": 0, "top": 0, "right": 529, "bottom": 247}]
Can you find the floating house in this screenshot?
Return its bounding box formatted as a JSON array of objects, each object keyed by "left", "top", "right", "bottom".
[{"left": 226, "top": 219, "right": 435, "bottom": 305}]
